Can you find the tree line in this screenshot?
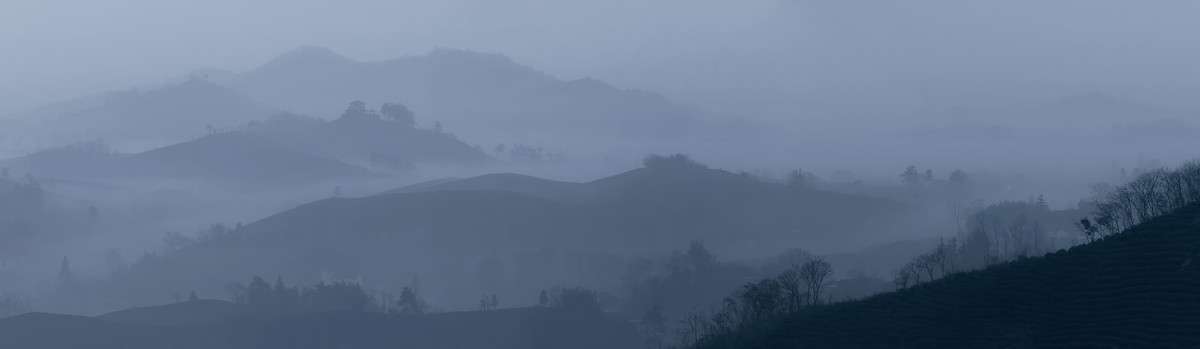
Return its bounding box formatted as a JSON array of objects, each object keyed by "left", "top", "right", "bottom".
[
  {"left": 676, "top": 256, "right": 834, "bottom": 347},
  {"left": 1078, "top": 160, "right": 1200, "bottom": 241}
]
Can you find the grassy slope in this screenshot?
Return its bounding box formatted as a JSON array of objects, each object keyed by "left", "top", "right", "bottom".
[{"left": 702, "top": 203, "right": 1200, "bottom": 348}]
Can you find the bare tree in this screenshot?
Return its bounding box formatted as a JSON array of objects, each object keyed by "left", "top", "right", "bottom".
[
  {"left": 799, "top": 257, "right": 833, "bottom": 306},
  {"left": 776, "top": 265, "right": 805, "bottom": 312}
]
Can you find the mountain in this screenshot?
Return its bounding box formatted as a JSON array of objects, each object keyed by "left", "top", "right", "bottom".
[
  {"left": 227, "top": 47, "right": 758, "bottom": 143},
  {"left": 694, "top": 202, "right": 1200, "bottom": 348},
  {"left": 0, "top": 132, "right": 373, "bottom": 189},
  {"left": 26, "top": 78, "right": 275, "bottom": 151},
  {"left": 245, "top": 110, "right": 490, "bottom": 168},
  {"left": 106, "top": 156, "right": 906, "bottom": 308},
  {"left": 0, "top": 303, "right": 640, "bottom": 349}
]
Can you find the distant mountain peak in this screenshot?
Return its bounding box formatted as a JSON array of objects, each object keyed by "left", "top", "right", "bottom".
[
  {"left": 252, "top": 46, "right": 353, "bottom": 74},
  {"left": 558, "top": 77, "right": 617, "bottom": 92}
]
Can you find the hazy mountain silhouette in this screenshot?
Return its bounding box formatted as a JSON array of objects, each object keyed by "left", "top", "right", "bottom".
[
  {"left": 227, "top": 47, "right": 756, "bottom": 141},
  {"left": 0, "top": 132, "right": 373, "bottom": 189},
  {"left": 106, "top": 156, "right": 905, "bottom": 307},
  {"left": 26, "top": 78, "right": 275, "bottom": 151},
  {"left": 246, "top": 109, "right": 489, "bottom": 168}
]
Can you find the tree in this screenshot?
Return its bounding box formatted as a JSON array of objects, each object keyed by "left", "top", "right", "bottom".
[
  {"left": 686, "top": 240, "right": 716, "bottom": 276},
  {"left": 397, "top": 286, "right": 427, "bottom": 315},
  {"left": 189, "top": 291, "right": 199, "bottom": 302},
  {"left": 87, "top": 205, "right": 99, "bottom": 223},
  {"left": 494, "top": 144, "right": 506, "bottom": 159},
  {"left": 798, "top": 257, "right": 833, "bottom": 306},
  {"left": 380, "top": 102, "right": 415, "bottom": 128},
  {"left": 340, "top": 100, "right": 377, "bottom": 120},
  {"left": 57, "top": 257, "right": 72, "bottom": 283},
  {"left": 539, "top": 289, "right": 549, "bottom": 307},
  {"left": 1075, "top": 218, "right": 1099, "bottom": 242},
  {"left": 490, "top": 294, "right": 499, "bottom": 310},
  {"left": 901, "top": 166, "right": 922, "bottom": 186},
  {"left": 776, "top": 265, "right": 806, "bottom": 312},
  {"left": 787, "top": 169, "right": 808, "bottom": 188}
]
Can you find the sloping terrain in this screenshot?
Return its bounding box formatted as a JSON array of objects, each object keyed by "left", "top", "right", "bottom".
[
  {"left": 27, "top": 78, "right": 274, "bottom": 149},
  {"left": 0, "top": 303, "right": 639, "bottom": 349},
  {"left": 698, "top": 203, "right": 1200, "bottom": 348},
  {"left": 253, "top": 112, "right": 490, "bottom": 167},
  {"left": 109, "top": 158, "right": 907, "bottom": 308},
  {"left": 227, "top": 47, "right": 756, "bottom": 142},
  {"left": 0, "top": 132, "right": 374, "bottom": 189}
]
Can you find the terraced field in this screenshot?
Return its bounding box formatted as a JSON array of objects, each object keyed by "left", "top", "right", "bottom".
[{"left": 698, "top": 203, "right": 1200, "bottom": 348}]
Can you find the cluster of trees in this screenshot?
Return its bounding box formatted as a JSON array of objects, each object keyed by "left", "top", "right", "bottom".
[
  {"left": 677, "top": 257, "right": 834, "bottom": 347},
  {"left": 1079, "top": 161, "right": 1200, "bottom": 241},
  {"left": 786, "top": 169, "right": 820, "bottom": 189},
  {"left": 223, "top": 276, "right": 428, "bottom": 314},
  {"left": 501, "top": 143, "right": 566, "bottom": 163},
  {"left": 897, "top": 199, "right": 1066, "bottom": 289},
  {"left": 478, "top": 294, "right": 499, "bottom": 310},
  {"left": 162, "top": 223, "right": 240, "bottom": 252},
  {"left": 894, "top": 238, "right": 958, "bottom": 289},
  {"left": 340, "top": 100, "right": 416, "bottom": 128}
]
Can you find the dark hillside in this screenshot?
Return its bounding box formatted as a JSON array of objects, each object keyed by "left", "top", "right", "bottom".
[{"left": 697, "top": 203, "right": 1200, "bottom": 348}]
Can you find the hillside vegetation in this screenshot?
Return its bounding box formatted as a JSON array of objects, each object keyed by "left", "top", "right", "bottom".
[{"left": 689, "top": 162, "right": 1200, "bottom": 348}]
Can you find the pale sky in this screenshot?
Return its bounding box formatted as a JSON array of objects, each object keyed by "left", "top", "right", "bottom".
[{"left": 2, "top": 0, "right": 1198, "bottom": 120}]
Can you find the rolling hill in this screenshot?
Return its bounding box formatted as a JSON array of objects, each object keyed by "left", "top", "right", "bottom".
[
  {"left": 107, "top": 156, "right": 908, "bottom": 309},
  {"left": 0, "top": 132, "right": 375, "bottom": 189},
  {"left": 245, "top": 109, "right": 490, "bottom": 168},
  {"left": 693, "top": 202, "right": 1200, "bottom": 348},
  {"left": 25, "top": 78, "right": 275, "bottom": 151}
]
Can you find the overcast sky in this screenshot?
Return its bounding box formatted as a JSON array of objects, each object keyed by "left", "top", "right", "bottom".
[{"left": 2, "top": 0, "right": 1198, "bottom": 121}]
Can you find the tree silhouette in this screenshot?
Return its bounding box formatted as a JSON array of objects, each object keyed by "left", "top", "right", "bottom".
[
  {"left": 397, "top": 286, "right": 427, "bottom": 315},
  {"left": 799, "top": 257, "right": 833, "bottom": 306},
  {"left": 539, "top": 289, "right": 549, "bottom": 307},
  {"left": 901, "top": 166, "right": 922, "bottom": 186},
  {"left": 57, "top": 257, "right": 72, "bottom": 283},
  {"left": 380, "top": 102, "right": 415, "bottom": 128}
]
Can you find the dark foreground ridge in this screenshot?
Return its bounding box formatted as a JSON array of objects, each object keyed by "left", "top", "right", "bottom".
[
  {"left": 0, "top": 303, "right": 638, "bottom": 349},
  {"left": 696, "top": 203, "right": 1200, "bottom": 348}
]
